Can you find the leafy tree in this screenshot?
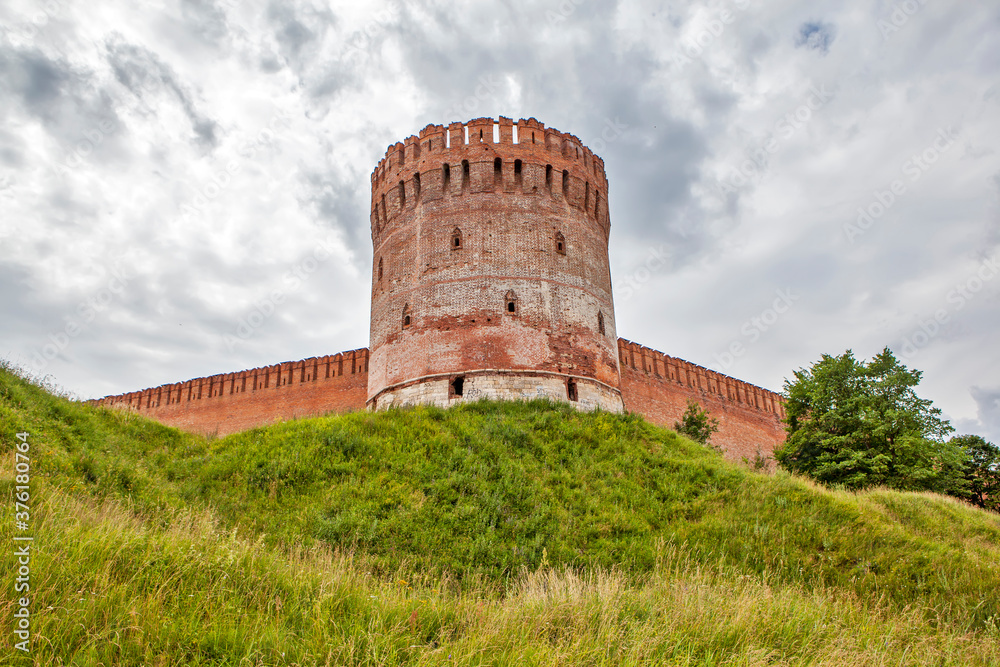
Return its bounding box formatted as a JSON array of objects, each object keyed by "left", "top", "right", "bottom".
[
  {"left": 674, "top": 400, "right": 720, "bottom": 447},
  {"left": 774, "top": 348, "right": 966, "bottom": 494},
  {"left": 950, "top": 434, "right": 1000, "bottom": 511}
]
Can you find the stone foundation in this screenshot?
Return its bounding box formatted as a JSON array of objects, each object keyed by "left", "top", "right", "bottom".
[{"left": 369, "top": 370, "right": 624, "bottom": 413}]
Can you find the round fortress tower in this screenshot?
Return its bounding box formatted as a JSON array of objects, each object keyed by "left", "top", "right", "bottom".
[{"left": 367, "top": 116, "right": 623, "bottom": 412}]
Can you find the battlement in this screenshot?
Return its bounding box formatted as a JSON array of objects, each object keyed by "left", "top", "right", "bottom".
[
  {"left": 371, "top": 117, "right": 606, "bottom": 185},
  {"left": 88, "top": 348, "right": 368, "bottom": 418},
  {"left": 617, "top": 339, "right": 786, "bottom": 419},
  {"left": 369, "top": 117, "right": 611, "bottom": 247}
]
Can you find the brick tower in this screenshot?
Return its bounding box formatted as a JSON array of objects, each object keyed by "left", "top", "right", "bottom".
[{"left": 367, "top": 116, "right": 624, "bottom": 411}]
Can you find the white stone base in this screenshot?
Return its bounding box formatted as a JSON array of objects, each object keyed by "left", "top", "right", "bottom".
[{"left": 369, "top": 371, "right": 624, "bottom": 413}]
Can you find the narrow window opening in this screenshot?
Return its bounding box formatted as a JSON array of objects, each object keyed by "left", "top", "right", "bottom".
[
  {"left": 595, "top": 191, "right": 600, "bottom": 217},
  {"left": 505, "top": 289, "right": 517, "bottom": 314},
  {"left": 380, "top": 194, "right": 387, "bottom": 223},
  {"left": 597, "top": 310, "right": 606, "bottom": 335},
  {"left": 402, "top": 304, "right": 411, "bottom": 329},
  {"left": 429, "top": 139, "right": 433, "bottom": 151},
  {"left": 442, "top": 163, "right": 450, "bottom": 191},
  {"left": 585, "top": 181, "right": 590, "bottom": 211},
  {"left": 494, "top": 157, "right": 502, "bottom": 186},
  {"left": 450, "top": 375, "right": 465, "bottom": 397},
  {"left": 567, "top": 379, "right": 578, "bottom": 402},
  {"left": 378, "top": 257, "right": 383, "bottom": 281},
  {"left": 398, "top": 180, "right": 406, "bottom": 208},
  {"left": 462, "top": 160, "right": 470, "bottom": 191},
  {"left": 562, "top": 169, "right": 570, "bottom": 198},
  {"left": 414, "top": 172, "right": 421, "bottom": 200},
  {"left": 532, "top": 132, "right": 535, "bottom": 143},
  {"left": 555, "top": 231, "right": 566, "bottom": 255},
  {"left": 479, "top": 128, "right": 484, "bottom": 142},
  {"left": 451, "top": 227, "right": 462, "bottom": 250},
  {"left": 545, "top": 164, "right": 553, "bottom": 190},
  {"left": 514, "top": 159, "right": 523, "bottom": 188}
]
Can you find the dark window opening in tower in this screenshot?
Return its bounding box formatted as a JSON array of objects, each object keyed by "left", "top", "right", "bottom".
[
  {"left": 555, "top": 231, "right": 566, "bottom": 255},
  {"left": 398, "top": 180, "right": 405, "bottom": 208},
  {"left": 562, "top": 170, "right": 570, "bottom": 198},
  {"left": 505, "top": 290, "right": 517, "bottom": 313},
  {"left": 585, "top": 181, "right": 590, "bottom": 211},
  {"left": 450, "top": 375, "right": 464, "bottom": 397},
  {"left": 532, "top": 132, "right": 535, "bottom": 143},
  {"left": 598, "top": 310, "right": 605, "bottom": 335},
  {"left": 381, "top": 194, "right": 387, "bottom": 223},
  {"left": 428, "top": 139, "right": 432, "bottom": 151},
  {"left": 595, "top": 191, "right": 600, "bottom": 217},
  {"left": 567, "top": 379, "right": 578, "bottom": 402},
  {"left": 402, "top": 305, "right": 411, "bottom": 329},
  {"left": 479, "top": 128, "right": 484, "bottom": 142},
  {"left": 494, "top": 157, "right": 502, "bottom": 185},
  {"left": 442, "top": 163, "right": 450, "bottom": 191},
  {"left": 414, "top": 172, "right": 421, "bottom": 200},
  {"left": 546, "top": 164, "right": 553, "bottom": 191},
  {"left": 514, "top": 159, "right": 523, "bottom": 188},
  {"left": 462, "top": 160, "right": 470, "bottom": 191},
  {"left": 451, "top": 227, "right": 462, "bottom": 250},
  {"left": 378, "top": 257, "right": 383, "bottom": 281}
]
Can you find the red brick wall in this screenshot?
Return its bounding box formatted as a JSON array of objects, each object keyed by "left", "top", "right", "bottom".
[
  {"left": 90, "top": 341, "right": 785, "bottom": 463},
  {"left": 367, "top": 117, "right": 621, "bottom": 406},
  {"left": 617, "top": 339, "right": 787, "bottom": 464},
  {"left": 90, "top": 349, "right": 369, "bottom": 437}
]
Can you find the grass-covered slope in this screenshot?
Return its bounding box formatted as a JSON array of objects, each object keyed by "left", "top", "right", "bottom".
[{"left": 2, "top": 364, "right": 1000, "bottom": 665}]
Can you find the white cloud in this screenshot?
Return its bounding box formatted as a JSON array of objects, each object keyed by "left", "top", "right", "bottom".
[{"left": 1, "top": 0, "right": 998, "bottom": 443}]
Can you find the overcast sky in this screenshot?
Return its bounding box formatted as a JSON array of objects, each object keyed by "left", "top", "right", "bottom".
[{"left": 2, "top": 0, "right": 998, "bottom": 442}]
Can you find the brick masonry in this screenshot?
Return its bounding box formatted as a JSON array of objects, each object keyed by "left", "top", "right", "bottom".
[{"left": 90, "top": 117, "right": 787, "bottom": 461}]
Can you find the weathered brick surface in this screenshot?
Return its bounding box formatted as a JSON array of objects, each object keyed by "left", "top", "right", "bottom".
[
  {"left": 90, "top": 117, "right": 787, "bottom": 462},
  {"left": 368, "top": 117, "right": 622, "bottom": 410},
  {"left": 617, "top": 339, "right": 786, "bottom": 465},
  {"left": 90, "top": 350, "right": 369, "bottom": 437}
]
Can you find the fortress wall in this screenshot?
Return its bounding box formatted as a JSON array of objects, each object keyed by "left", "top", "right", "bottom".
[
  {"left": 90, "top": 349, "right": 369, "bottom": 436},
  {"left": 616, "top": 339, "right": 786, "bottom": 464},
  {"left": 89, "top": 341, "right": 784, "bottom": 460}
]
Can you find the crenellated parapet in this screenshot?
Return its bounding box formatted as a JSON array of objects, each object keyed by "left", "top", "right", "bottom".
[
  {"left": 617, "top": 339, "right": 786, "bottom": 420},
  {"left": 91, "top": 348, "right": 369, "bottom": 413},
  {"left": 369, "top": 116, "right": 611, "bottom": 248}
]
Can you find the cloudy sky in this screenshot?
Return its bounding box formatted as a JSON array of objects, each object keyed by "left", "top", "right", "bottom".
[{"left": 2, "top": 0, "right": 998, "bottom": 442}]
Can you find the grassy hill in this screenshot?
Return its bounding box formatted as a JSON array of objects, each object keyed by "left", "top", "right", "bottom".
[{"left": 2, "top": 362, "right": 1000, "bottom": 665}]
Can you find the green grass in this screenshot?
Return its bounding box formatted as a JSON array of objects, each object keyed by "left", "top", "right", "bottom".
[{"left": 2, "top": 362, "right": 999, "bottom": 665}]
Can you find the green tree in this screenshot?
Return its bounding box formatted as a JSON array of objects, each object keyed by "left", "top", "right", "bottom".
[
  {"left": 674, "top": 400, "right": 720, "bottom": 447},
  {"left": 950, "top": 434, "right": 1000, "bottom": 511},
  {"left": 774, "top": 348, "right": 966, "bottom": 494}
]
